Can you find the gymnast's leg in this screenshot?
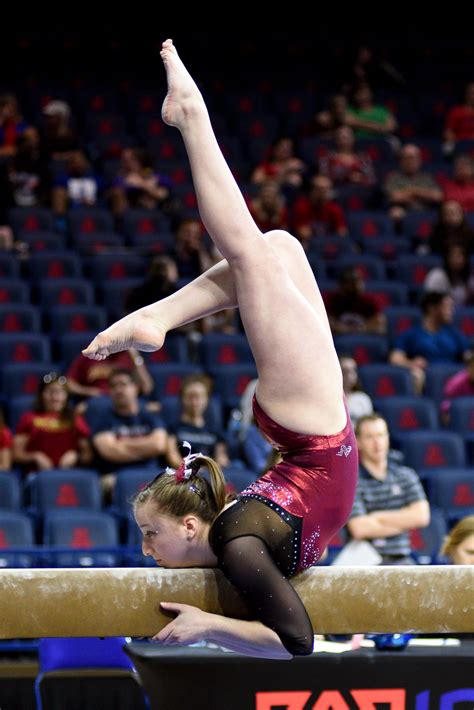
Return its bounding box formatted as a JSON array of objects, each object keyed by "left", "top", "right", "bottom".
[{"left": 85, "top": 39, "right": 344, "bottom": 436}]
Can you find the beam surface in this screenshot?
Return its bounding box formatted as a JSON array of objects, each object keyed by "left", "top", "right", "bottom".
[{"left": 0, "top": 566, "right": 472, "bottom": 638}]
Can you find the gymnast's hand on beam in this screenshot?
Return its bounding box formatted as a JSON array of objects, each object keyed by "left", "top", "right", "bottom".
[{"left": 151, "top": 602, "right": 211, "bottom": 645}]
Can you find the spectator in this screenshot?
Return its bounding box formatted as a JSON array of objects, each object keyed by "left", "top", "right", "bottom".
[
  {"left": 429, "top": 200, "right": 474, "bottom": 256},
  {"left": 325, "top": 267, "right": 386, "bottom": 335},
  {"left": 250, "top": 137, "right": 306, "bottom": 190},
  {"left": 0, "top": 406, "right": 13, "bottom": 470},
  {"left": 172, "top": 218, "right": 213, "bottom": 279},
  {"left": 109, "top": 147, "right": 170, "bottom": 217},
  {"left": 7, "top": 128, "right": 50, "bottom": 208},
  {"left": 440, "top": 515, "right": 474, "bottom": 565},
  {"left": 67, "top": 349, "right": 153, "bottom": 401},
  {"left": 125, "top": 255, "right": 179, "bottom": 313},
  {"left": 292, "top": 175, "right": 348, "bottom": 245},
  {"left": 315, "top": 94, "right": 349, "bottom": 137},
  {"left": 52, "top": 150, "right": 101, "bottom": 214},
  {"left": 346, "top": 413, "right": 430, "bottom": 565},
  {"left": 13, "top": 373, "right": 91, "bottom": 473},
  {"left": 424, "top": 243, "right": 474, "bottom": 305},
  {"left": 242, "top": 422, "right": 273, "bottom": 476},
  {"left": 0, "top": 94, "right": 29, "bottom": 158},
  {"left": 248, "top": 180, "right": 289, "bottom": 232},
  {"left": 440, "top": 154, "right": 474, "bottom": 213},
  {"left": 40, "top": 100, "right": 80, "bottom": 162},
  {"left": 346, "top": 83, "right": 397, "bottom": 138},
  {"left": 389, "top": 291, "right": 472, "bottom": 394},
  {"left": 440, "top": 354, "right": 474, "bottom": 422},
  {"left": 443, "top": 82, "right": 474, "bottom": 151},
  {"left": 318, "top": 126, "right": 375, "bottom": 186},
  {"left": 89, "top": 368, "right": 167, "bottom": 496},
  {"left": 339, "top": 355, "right": 373, "bottom": 426},
  {"left": 384, "top": 143, "right": 443, "bottom": 224},
  {"left": 166, "top": 374, "right": 223, "bottom": 468}
]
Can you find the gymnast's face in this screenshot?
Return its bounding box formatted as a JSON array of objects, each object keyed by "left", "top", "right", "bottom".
[
  {"left": 135, "top": 501, "right": 200, "bottom": 568},
  {"left": 451, "top": 533, "right": 474, "bottom": 565}
]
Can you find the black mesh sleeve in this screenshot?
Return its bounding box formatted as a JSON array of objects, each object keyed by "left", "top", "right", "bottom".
[{"left": 218, "top": 535, "right": 314, "bottom": 656}]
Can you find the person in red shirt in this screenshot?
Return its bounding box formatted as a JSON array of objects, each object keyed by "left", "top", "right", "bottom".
[
  {"left": 444, "top": 82, "right": 474, "bottom": 147},
  {"left": 325, "top": 266, "right": 386, "bottom": 335},
  {"left": 13, "top": 373, "right": 92, "bottom": 473},
  {"left": 0, "top": 406, "right": 13, "bottom": 470},
  {"left": 248, "top": 180, "right": 289, "bottom": 232},
  {"left": 292, "top": 174, "right": 347, "bottom": 247},
  {"left": 440, "top": 155, "right": 474, "bottom": 213},
  {"left": 66, "top": 349, "right": 153, "bottom": 400}
]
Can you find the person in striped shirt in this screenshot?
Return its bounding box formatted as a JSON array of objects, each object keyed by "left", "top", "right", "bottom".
[{"left": 347, "top": 413, "right": 430, "bottom": 564}]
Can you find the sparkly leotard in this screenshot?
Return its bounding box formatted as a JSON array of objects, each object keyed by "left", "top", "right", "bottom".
[
  {"left": 240, "top": 394, "right": 358, "bottom": 573},
  {"left": 209, "top": 395, "right": 358, "bottom": 655}
]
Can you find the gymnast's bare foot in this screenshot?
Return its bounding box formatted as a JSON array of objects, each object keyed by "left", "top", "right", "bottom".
[
  {"left": 82, "top": 308, "right": 167, "bottom": 360},
  {"left": 160, "top": 38, "right": 205, "bottom": 129}
]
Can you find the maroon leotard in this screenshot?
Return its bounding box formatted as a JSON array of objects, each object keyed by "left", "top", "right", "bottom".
[
  {"left": 239, "top": 395, "right": 358, "bottom": 572},
  {"left": 208, "top": 394, "right": 358, "bottom": 655}
]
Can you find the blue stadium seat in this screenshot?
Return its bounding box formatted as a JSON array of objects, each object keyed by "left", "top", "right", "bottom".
[
  {"left": 0, "top": 304, "right": 40, "bottom": 334},
  {"left": 398, "top": 430, "right": 466, "bottom": 470},
  {"left": 76, "top": 232, "right": 125, "bottom": 254},
  {"left": 48, "top": 306, "right": 107, "bottom": 335},
  {"left": 42, "top": 510, "right": 120, "bottom": 567},
  {"left": 8, "top": 207, "right": 55, "bottom": 235},
  {"left": 0, "top": 279, "right": 30, "bottom": 304},
  {"left": 424, "top": 364, "right": 464, "bottom": 405},
  {"left": 395, "top": 254, "right": 442, "bottom": 288},
  {"left": 385, "top": 306, "right": 422, "bottom": 347},
  {"left": 331, "top": 255, "right": 387, "bottom": 281},
  {"left": 446, "top": 397, "right": 474, "bottom": 465},
  {"left": 67, "top": 208, "right": 114, "bottom": 238},
  {"left": 85, "top": 254, "right": 148, "bottom": 282},
  {"left": 1, "top": 364, "right": 54, "bottom": 398},
  {"left": 334, "top": 334, "right": 388, "bottom": 366},
  {"left": 148, "top": 363, "right": 204, "bottom": 399},
  {"left": 0, "top": 511, "right": 36, "bottom": 568},
  {"left": 127, "top": 230, "right": 174, "bottom": 254},
  {"left": 0, "top": 334, "right": 50, "bottom": 364},
  {"left": 420, "top": 469, "right": 474, "bottom": 523},
  {"left": 358, "top": 364, "right": 415, "bottom": 398},
  {"left": 55, "top": 332, "right": 98, "bottom": 367},
  {"left": 112, "top": 469, "right": 157, "bottom": 518},
  {"left": 28, "top": 469, "right": 102, "bottom": 516},
  {"left": 38, "top": 279, "right": 94, "bottom": 308},
  {"left": 347, "top": 212, "right": 393, "bottom": 240},
  {"left": 7, "top": 395, "right": 35, "bottom": 429},
  {"left": 374, "top": 396, "right": 438, "bottom": 446},
  {"left": 409, "top": 508, "right": 447, "bottom": 564},
  {"left": 122, "top": 209, "right": 171, "bottom": 239},
  {"left": 209, "top": 364, "right": 258, "bottom": 409},
  {"left": 0, "top": 472, "right": 21, "bottom": 510},
  {"left": 198, "top": 334, "right": 254, "bottom": 370},
  {"left": 454, "top": 306, "right": 474, "bottom": 343},
  {"left": 144, "top": 336, "right": 188, "bottom": 365},
  {"left": 223, "top": 464, "right": 257, "bottom": 495},
  {"left": 359, "top": 235, "right": 411, "bottom": 261},
  {"left": 0, "top": 253, "right": 20, "bottom": 278},
  {"left": 27, "top": 252, "right": 82, "bottom": 281},
  {"left": 364, "top": 280, "right": 409, "bottom": 307},
  {"left": 99, "top": 279, "right": 141, "bottom": 320}
]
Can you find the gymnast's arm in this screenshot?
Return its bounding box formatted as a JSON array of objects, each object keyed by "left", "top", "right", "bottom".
[{"left": 155, "top": 536, "right": 314, "bottom": 659}]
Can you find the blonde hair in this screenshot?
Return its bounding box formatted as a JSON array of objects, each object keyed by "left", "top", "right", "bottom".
[
  {"left": 133, "top": 455, "right": 229, "bottom": 524},
  {"left": 440, "top": 515, "right": 474, "bottom": 559}
]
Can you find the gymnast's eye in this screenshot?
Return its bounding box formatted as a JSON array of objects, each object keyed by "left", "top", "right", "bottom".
[{"left": 144, "top": 530, "right": 158, "bottom": 539}]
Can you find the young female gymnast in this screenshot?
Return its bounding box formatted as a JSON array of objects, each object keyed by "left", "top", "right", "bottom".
[{"left": 83, "top": 39, "right": 358, "bottom": 659}]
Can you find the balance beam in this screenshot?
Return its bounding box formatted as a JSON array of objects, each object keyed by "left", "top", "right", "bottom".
[{"left": 0, "top": 566, "right": 472, "bottom": 638}]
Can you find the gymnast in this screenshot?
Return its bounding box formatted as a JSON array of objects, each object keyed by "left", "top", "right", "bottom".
[{"left": 83, "top": 39, "right": 358, "bottom": 659}]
